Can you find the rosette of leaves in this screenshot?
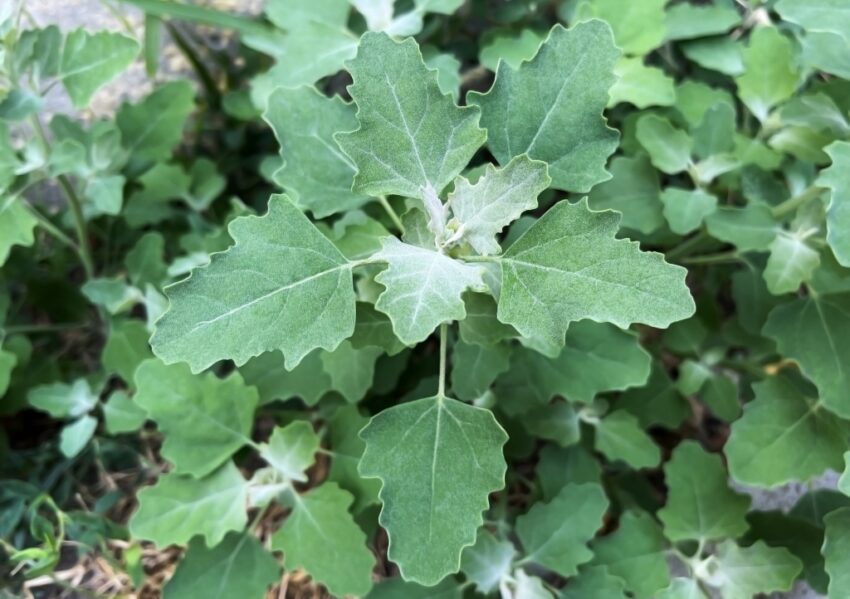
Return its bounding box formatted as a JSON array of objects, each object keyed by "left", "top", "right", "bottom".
[
  {"left": 5, "top": 0, "right": 850, "bottom": 597},
  {"left": 150, "top": 21, "right": 694, "bottom": 586}
]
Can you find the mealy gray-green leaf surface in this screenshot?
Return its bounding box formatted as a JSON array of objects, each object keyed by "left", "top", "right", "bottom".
[
  {"left": 496, "top": 199, "right": 694, "bottom": 351},
  {"left": 359, "top": 396, "right": 507, "bottom": 584},
  {"left": 151, "top": 195, "right": 356, "bottom": 372},
  {"left": 469, "top": 22, "right": 620, "bottom": 192}
]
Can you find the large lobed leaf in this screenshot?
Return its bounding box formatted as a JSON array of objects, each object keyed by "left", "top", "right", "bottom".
[
  {"left": 359, "top": 395, "right": 507, "bottom": 585},
  {"left": 151, "top": 195, "right": 356, "bottom": 372},
  {"left": 336, "top": 32, "right": 485, "bottom": 204},
  {"left": 469, "top": 21, "right": 620, "bottom": 192},
  {"left": 496, "top": 199, "right": 695, "bottom": 351}
]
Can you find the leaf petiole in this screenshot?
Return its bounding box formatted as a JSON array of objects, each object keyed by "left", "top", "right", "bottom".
[
  {"left": 377, "top": 195, "right": 405, "bottom": 234},
  {"left": 438, "top": 322, "right": 448, "bottom": 397}
]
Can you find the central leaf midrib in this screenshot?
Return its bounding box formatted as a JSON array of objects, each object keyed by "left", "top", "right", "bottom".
[{"left": 189, "top": 263, "right": 349, "bottom": 333}]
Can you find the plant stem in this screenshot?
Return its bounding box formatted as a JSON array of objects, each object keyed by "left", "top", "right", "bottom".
[
  {"left": 680, "top": 250, "right": 741, "bottom": 265},
  {"left": 378, "top": 195, "right": 405, "bottom": 234},
  {"left": 20, "top": 201, "right": 78, "bottom": 251},
  {"left": 121, "top": 0, "right": 271, "bottom": 37},
  {"left": 438, "top": 323, "right": 448, "bottom": 397},
  {"left": 772, "top": 185, "right": 826, "bottom": 218},
  {"left": 667, "top": 230, "right": 709, "bottom": 260},
  {"left": 29, "top": 115, "right": 95, "bottom": 279},
  {"left": 57, "top": 175, "right": 95, "bottom": 279},
  {"left": 3, "top": 322, "right": 88, "bottom": 334},
  {"left": 165, "top": 21, "right": 220, "bottom": 108}
]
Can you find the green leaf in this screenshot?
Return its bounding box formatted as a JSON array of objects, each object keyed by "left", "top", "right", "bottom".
[
  {"left": 134, "top": 359, "right": 258, "bottom": 477},
  {"left": 818, "top": 141, "right": 850, "bottom": 267},
  {"left": 763, "top": 294, "right": 850, "bottom": 418},
  {"left": 516, "top": 483, "right": 608, "bottom": 576},
  {"left": 745, "top": 510, "right": 828, "bottom": 594},
  {"left": 660, "top": 188, "right": 717, "bottom": 235},
  {"left": 446, "top": 156, "right": 550, "bottom": 255},
  {"left": 336, "top": 32, "right": 485, "bottom": 204},
  {"left": 590, "top": 511, "right": 670, "bottom": 599},
  {"left": 458, "top": 293, "right": 516, "bottom": 347},
  {"left": 240, "top": 350, "right": 331, "bottom": 406},
  {"left": 775, "top": 0, "right": 850, "bottom": 38},
  {"left": 59, "top": 416, "right": 97, "bottom": 458},
  {"left": 656, "top": 578, "right": 708, "bottom": 599},
  {"left": 708, "top": 540, "right": 801, "bottom": 599},
  {"left": 349, "top": 0, "right": 392, "bottom": 30},
  {"left": 28, "top": 379, "right": 98, "bottom": 419},
  {"left": 496, "top": 199, "right": 694, "bottom": 351},
  {"left": 664, "top": 3, "right": 741, "bottom": 41},
  {"left": 460, "top": 529, "right": 515, "bottom": 593},
  {"left": 839, "top": 452, "right": 850, "bottom": 496},
  {"left": 365, "top": 577, "right": 462, "bottom": 599},
  {"left": 265, "top": 0, "right": 349, "bottom": 29},
  {"left": 271, "top": 483, "right": 375, "bottom": 597},
  {"left": 320, "top": 340, "right": 382, "bottom": 403},
  {"left": 586, "top": 155, "right": 664, "bottom": 234},
  {"left": 103, "top": 390, "right": 147, "bottom": 435},
  {"left": 763, "top": 233, "right": 820, "bottom": 295},
  {"left": 0, "top": 197, "right": 38, "bottom": 266},
  {"left": 258, "top": 421, "right": 319, "bottom": 482},
  {"left": 130, "top": 461, "right": 248, "bottom": 548},
  {"left": 522, "top": 400, "right": 580, "bottom": 446},
  {"left": 57, "top": 29, "right": 139, "bottom": 107},
  {"left": 81, "top": 278, "right": 142, "bottom": 315},
  {"left": 781, "top": 94, "right": 850, "bottom": 138},
  {"left": 479, "top": 30, "right": 544, "bottom": 71},
  {"left": 423, "top": 50, "right": 461, "bottom": 100},
  {"left": 705, "top": 205, "right": 778, "bottom": 252},
  {"left": 736, "top": 27, "right": 799, "bottom": 122},
  {"left": 451, "top": 339, "right": 510, "bottom": 401},
  {"left": 617, "top": 363, "right": 690, "bottom": 429},
  {"left": 682, "top": 37, "right": 744, "bottom": 76},
  {"left": 350, "top": 302, "right": 406, "bottom": 355},
  {"left": 575, "top": 0, "right": 666, "bottom": 55},
  {"left": 554, "top": 569, "right": 622, "bottom": 599},
  {"left": 125, "top": 232, "right": 167, "bottom": 288},
  {"left": 658, "top": 441, "right": 750, "bottom": 542},
  {"left": 117, "top": 82, "right": 194, "bottom": 162},
  {"left": 725, "top": 377, "right": 849, "bottom": 487},
  {"left": 692, "top": 103, "right": 736, "bottom": 159},
  {"left": 264, "top": 86, "right": 368, "bottom": 218},
  {"left": 372, "top": 238, "right": 488, "bottom": 345},
  {"left": 0, "top": 348, "right": 17, "bottom": 398},
  {"left": 823, "top": 507, "right": 850, "bottom": 599},
  {"left": 609, "top": 58, "right": 676, "bottom": 109},
  {"left": 359, "top": 396, "right": 507, "bottom": 584},
  {"left": 674, "top": 80, "right": 736, "bottom": 128},
  {"left": 102, "top": 320, "right": 153, "bottom": 386},
  {"left": 469, "top": 22, "right": 620, "bottom": 192},
  {"left": 163, "top": 532, "right": 280, "bottom": 599},
  {"left": 327, "top": 405, "right": 381, "bottom": 512},
  {"left": 800, "top": 31, "right": 850, "bottom": 79},
  {"left": 498, "top": 320, "right": 650, "bottom": 409},
  {"left": 251, "top": 1, "right": 355, "bottom": 98},
  {"left": 332, "top": 213, "right": 391, "bottom": 262},
  {"left": 151, "top": 195, "right": 357, "bottom": 372},
  {"left": 594, "top": 411, "right": 661, "bottom": 469},
  {"left": 636, "top": 114, "right": 693, "bottom": 175}
]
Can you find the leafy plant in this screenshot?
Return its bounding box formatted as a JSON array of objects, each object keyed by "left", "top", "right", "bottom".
[{"left": 2, "top": 0, "right": 850, "bottom": 597}]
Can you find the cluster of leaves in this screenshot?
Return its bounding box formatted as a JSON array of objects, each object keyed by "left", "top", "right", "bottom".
[{"left": 2, "top": 0, "right": 850, "bottom": 597}]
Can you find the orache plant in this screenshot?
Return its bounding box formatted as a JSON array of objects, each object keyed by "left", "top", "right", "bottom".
[
  {"left": 4, "top": 0, "right": 850, "bottom": 597},
  {"left": 149, "top": 23, "right": 695, "bottom": 585}
]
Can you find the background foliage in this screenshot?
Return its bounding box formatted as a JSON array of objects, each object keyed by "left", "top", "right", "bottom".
[{"left": 2, "top": 0, "right": 850, "bottom": 597}]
